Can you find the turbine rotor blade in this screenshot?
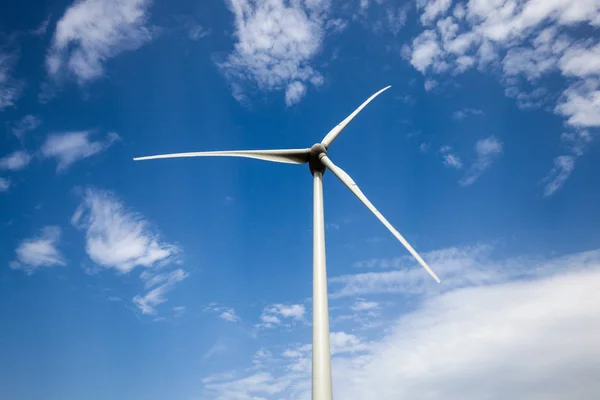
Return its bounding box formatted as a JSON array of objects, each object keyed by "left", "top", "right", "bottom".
[
  {"left": 320, "top": 155, "right": 441, "bottom": 283},
  {"left": 320, "top": 85, "right": 391, "bottom": 148},
  {"left": 133, "top": 148, "right": 310, "bottom": 164}
]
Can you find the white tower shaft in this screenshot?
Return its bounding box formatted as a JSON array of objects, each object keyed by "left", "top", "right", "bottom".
[{"left": 312, "top": 171, "right": 333, "bottom": 400}]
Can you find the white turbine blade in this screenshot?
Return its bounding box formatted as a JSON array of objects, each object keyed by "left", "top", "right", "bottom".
[
  {"left": 320, "top": 85, "right": 391, "bottom": 148},
  {"left": 133, "top": 148, "right": 310, "bottom": 164},
  {"left": 320, "top": 155, "right": 441, "bottom": 283}
]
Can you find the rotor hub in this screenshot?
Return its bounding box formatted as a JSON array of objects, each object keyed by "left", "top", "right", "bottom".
[{"left": 309, "top": 143, "right": 327, "bottom": 175}]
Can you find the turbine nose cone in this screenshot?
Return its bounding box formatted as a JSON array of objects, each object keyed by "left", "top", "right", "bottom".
[{"left": 311, "top": 143, "right": 327, "bottom": 155}]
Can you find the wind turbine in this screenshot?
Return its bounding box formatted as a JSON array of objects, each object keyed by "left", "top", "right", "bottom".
[{"left": 133, "top": 86, "right": 441, "bottom": 400}]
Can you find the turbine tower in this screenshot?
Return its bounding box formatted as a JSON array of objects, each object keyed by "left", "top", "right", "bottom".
[{"left": 134, "top": 86, "right": 441, "bottom": 400}]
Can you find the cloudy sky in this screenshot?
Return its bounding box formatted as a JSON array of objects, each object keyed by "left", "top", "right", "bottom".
[{"left": 1, "top": 0, "right": 600, "bottom": 399}]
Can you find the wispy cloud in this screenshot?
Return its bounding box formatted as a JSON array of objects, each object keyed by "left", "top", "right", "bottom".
[
  {"left": 541, "top": 156, "right": 575, "bottom": 197},
  {"left": 71, "top": 188, "right": 180, "bottom": 274},
  {"left": 10, "top": 226, "right": 66, "bottom": 274},
  {"left": 424, "top": 79, "right": 438, "bottom": 91},
  {"left": 257, "top": 303, "right": 305, "bottom": 328},
  {"left": 202, "top": 342, "right": 228, "bottom": 361},
  {"left": 30, "top": 16, "right": 50, "bottom": 37},
  {"left": 404, "top": 0, "right": 600, "bottom": 152},
  {"left": 386, "top": 4, "right": 410, "bottom": 36},
  {"left": 46, "top": 0, "right": 154, "bottom": 84},
  {"left": 332, "top": 245, "right": 501, "bottom": 298},
  {"left": 326, "top": 222, "right": 340, "bottom": 231},
  {"left": 133, "top": 269, "right": 188, "bottom": 315},
  {"left": 0, "top": 50, "right": 21, "bottom": 110},
  {"left": 352, "top": 299, "right": 379, "bottom": 312},
  {"left": 356, "top": 0, "right": 410, "bottom": 36},
  {"left": 41, "top": 130, "right": 119, "bottom": 171},
  {"left": 541, "top": 131, "right": 592, "bottom": 196},
  {"left": 561, "top": 131, "right": 593, "bottom": 156},
  {"left": 332, "top": 245, "right": 600, "bottom": 299},
  {"left": 404, "top": 0, "right": 600, "bottom": 195},
  {"left": 219, "top": 0, "right": 330, "bottom": 104},
  {"left": 325, "top": 18, "right": 347, "bottom": 34},
  {"left": 439, "top": 146, "right": 463, "bottom": 169},
  {"left": 0, "top": 177, "right": 9, "bottom": 192},
  {"left": 284, "top": 81, "right": 307, "bottom": 106},
  {"left": 11, "top": 115, "right": 41, "bottom": 139},
  {"left": 203, "top": 371, "right": 290, "bottom": 398},
  {"left": 204, "top": 303, "right": 241, "bottom": 323},
  {"left": 188, "top": 24, "right": 210, "bottom": 41},
  {"left": 200, "top": 246, "right": 600, "bottom": 399},
  {"left": 0, "top": 150, "right": 31, "bottom": 171},
  {"left": 332, "top": 254, "right": 600, "bottom": 400},
  {"left": 452, "top": 107, "right": 484, "bottom": 120},
  {"left": 459, "top": 136, "right": 503, "bottom": 186},
  {"left": 220, "top": 308, "right": 240, "bottom": 323},
  {"left": 418, "top": 0, "right": 452, "bottom": 26}
]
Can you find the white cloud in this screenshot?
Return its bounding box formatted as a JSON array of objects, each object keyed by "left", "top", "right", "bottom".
[
  {"left": 326, "top": 222, "right": 340, "bottom": 231},
  {"left": 440, "top": 146, "right": 462, "bottom": 169},
  {"left": 258, "top": 303, "right": 305, "bottom": 328},
  {"left": 31, "top": 16, "right": 50, "bottom": 36},
  {"left": 423, "top": 79, "right": 438, "bottom": 91},
  {"left": 559, "top": 41, "right": 600, "bottom": 78},
  {"left": 284, "top": 81, "right": 307, "bottom": 106},
  {"left": 0, "top": 177, "right": 9, "bottom": 192},
  {"left": 41, "top": 130, "right": 119, "bottom": 171},
  {"left": 11, "top": 115, "right": 41, "bottom": 139},
  {"left": 71, "top": 187, "right": 180, "bottom": 273},
  {"left": 220, "top": 308, "right": 241, "bottom": 323},
  {"left": 133, "top": 269, "right": 188, "bottom": 315},
  {"left": 204, "top": 303, "right": 241, "bottom": 323},
  {"left": 10, "top": 226, "right": 66, "bottom": 274},
  {"left": 541, "top": 155, "right": 575, "bottom": 197},
  {"left": 0, "top": 151, "right": 31, "bottom": 171},
  {"left": 202, "top": 371, "right": 237, "bottom": 385},
  {"left": 408, "top": 30, "right": 442, "bottom": 73},
  {"left": 330, "top": 331, "right": 370, "bottom": 355},
  {"left": 440, "top": 145, "right": 463, "bottom": 169},
  {"left": 386, "top": 4, "right": 410, "bottom": 36},
  {"left": 452, "top": 107, "right": 484, "bottom": 120},
  {"left": 203, "top": 342, "right": 229, "bottom": 361},
  {"left": 561, "top": 130, "right": 592, "bottom": 156},
  {"left": 0, "top": 51, "right": 20, "bottom": 110},
  {"left": 203, "top": 371, "right": 291, "bottom": 399},
  {"left": 333, "top": 258, "right": 600, "bottom": 400},
  {"left": 199, "top": 246, "right": 600, "bottom": 400},
  {"left": 404, "top": 0, "right": 600, "bottom": 147},
  {"left": 332, "top": 245, "right": 503, "bottom": 297},
  {"left": 47, "top": 0, "right": 154, "bottom": 83},
  {"left": 173, "top": 305, "right": 186, "bottom": 316},
  {"left": 459, "top": 136, "right": 503, "bottom": 186},
  {"left": 540, "top": 131, "right": 592, "bottom": 197},
  {"left": 442, "top": 153, "right": 462, "bottom": 169},
  {"left": 219, "top": 0, "right": 329, "bottom": 104},
  {"left": 252, "top": 348, "right": 274, "bottom": 368},
  {"left": 274, "top": 304, "right": 305, "bottom": 319},
  {"left": 325, "top": 18, "right": 347, "bottom": 34},
  {"left": 419, "top": 0, "right": 452, "bottom": 26},
  {"left": 555, "top": 79, "right": 600, "bottom": 128},
  {"left": 188, "top": 25, "right": 210, "bottom": 41},
  {"left": 352, "top": 300, "right": 379, "bottom": 312}
]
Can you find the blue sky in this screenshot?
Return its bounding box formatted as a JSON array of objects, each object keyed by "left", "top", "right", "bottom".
[{"left": 1, "top": 0, "right": 600, "bottom": 399}]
